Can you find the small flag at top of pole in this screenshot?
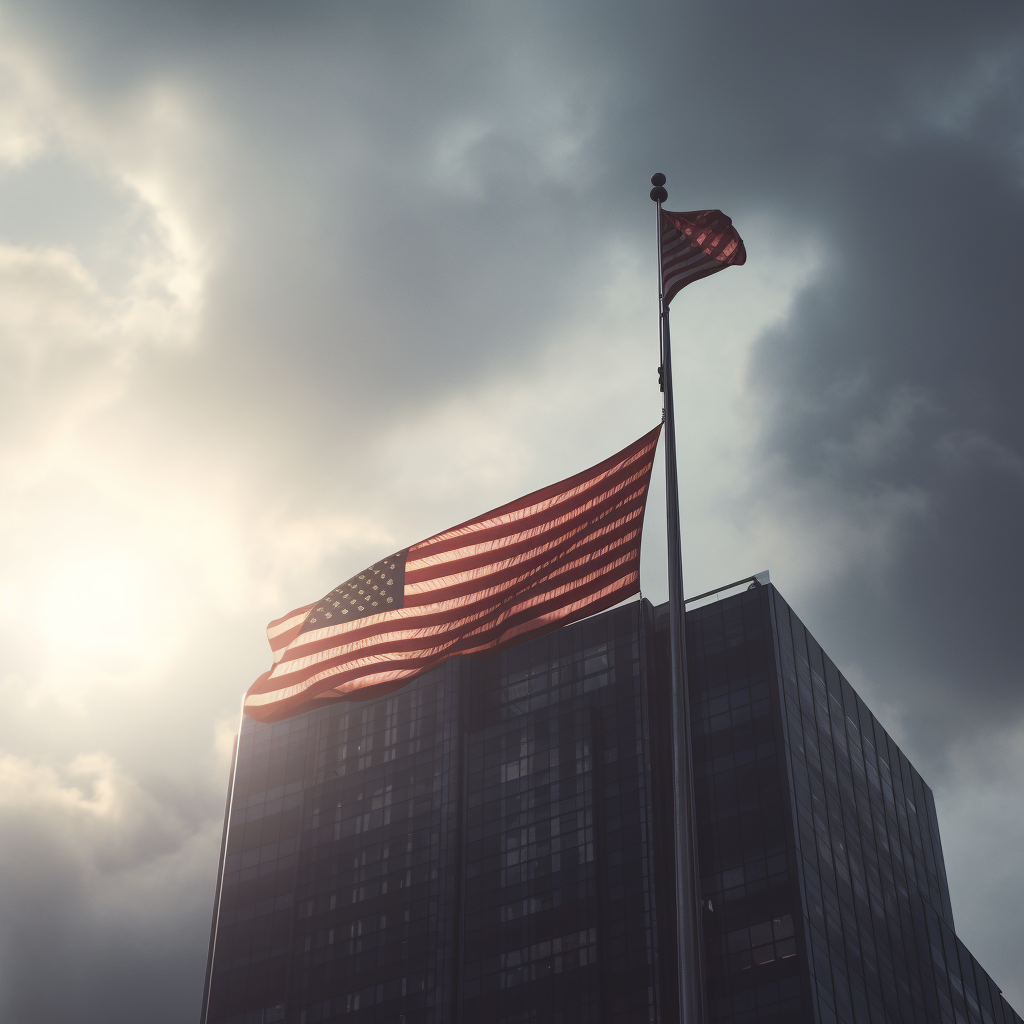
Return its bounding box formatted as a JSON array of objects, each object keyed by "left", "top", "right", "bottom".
[{"left": 651, "top": 172, "right": 746, "bottom": 307}]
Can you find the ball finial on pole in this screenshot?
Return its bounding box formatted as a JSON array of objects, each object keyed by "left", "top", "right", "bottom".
[{"left": 650, "top": 172, "right": 668, "bottom": 203}]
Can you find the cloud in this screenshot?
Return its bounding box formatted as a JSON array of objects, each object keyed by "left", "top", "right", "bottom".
[
  {"left": 0, "top": 751, "right": 220, "bottom": 1023},
  {"left": 934, "top": 724, "right": 1024, "bottom": 1006}
]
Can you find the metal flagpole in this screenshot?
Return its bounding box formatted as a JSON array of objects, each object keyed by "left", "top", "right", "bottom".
[
  {"left": 201, "top": 695, "right": 246, "bottom": 1024},
  {"left": 650, "top": 172, "right": 707, "bottom": 1023}
]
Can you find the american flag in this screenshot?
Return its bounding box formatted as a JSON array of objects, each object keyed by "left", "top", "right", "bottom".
[
  {"left": 244, "top": 427, "right": 661, "bottom": 722},
  {"left": 660, "top": 209, "right": 746, "bottom": 307}
]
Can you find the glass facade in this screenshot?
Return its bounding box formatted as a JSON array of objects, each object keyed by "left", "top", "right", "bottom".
[
  {"left": 674, "top": 589, "right": 803, "bottom": 1023},
  {"left": 202, "top": 658, "right": 470, "bottom": 1024},
  {"left": 682, "top": 585, "right": 1022, "bottom": 1024},
  {"left": 765, "top": 588, "right": 1021, "bottom": 1024},
  {"left": 461, "top": 605, "right": 660, "bottom": 1023},
  {"left": 202, "top": 585, "right": 1021, "bottom": 1024}
]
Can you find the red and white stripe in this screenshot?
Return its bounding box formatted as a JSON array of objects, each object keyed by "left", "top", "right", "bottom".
[
  {"left": 244, "top": 426, "right": 661, "bottom": 722},
  {"left": 660, "top": 209, "right": 746, "bottom": 308}
]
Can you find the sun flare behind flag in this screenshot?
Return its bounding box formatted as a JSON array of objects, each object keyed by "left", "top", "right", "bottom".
[
  {"left": 660, "top": 208, "right": 746, "bottom": 307},
  {"left": 245, "top": 426, "right": 662, "bottom": 722}
]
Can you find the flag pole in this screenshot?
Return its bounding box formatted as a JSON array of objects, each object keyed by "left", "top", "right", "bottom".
[
  {"left": 201, "top": 695, "right": 246, "bottom": 1024},
  {"left": 651, "top": 172, "right": 707, "bottom": 1023}
]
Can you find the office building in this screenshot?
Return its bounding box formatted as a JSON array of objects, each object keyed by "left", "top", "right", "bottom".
[{"left": 202, "top": 581, "right": 1021, "bottom": 1024}]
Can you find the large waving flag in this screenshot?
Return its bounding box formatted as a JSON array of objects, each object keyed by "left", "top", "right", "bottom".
[
  {"left": 245, "top": 427, "right": 662, "bottom": 722},
  {"left": 660, "top": 208, "right": 746, "bottom": 307}
]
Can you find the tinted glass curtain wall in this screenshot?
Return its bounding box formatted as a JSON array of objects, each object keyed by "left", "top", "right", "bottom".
[
  {"left": 204, "top": 605, "right": 663, "bottom": 1024},
  {"left": 681, "top": 587, "right": 1021, "bottom": 1024},
  {"left": 202, "top": 586, "right": 1022, "bottom": 1024}
]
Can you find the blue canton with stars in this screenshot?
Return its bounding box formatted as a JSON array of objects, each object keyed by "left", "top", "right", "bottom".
[{"left": 301, "top": 550, "right": 408, "bottom": 634}]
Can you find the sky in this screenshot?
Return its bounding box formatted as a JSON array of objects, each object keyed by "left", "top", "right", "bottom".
[{"left": 0, "top": 1, "right": 1021, "bottom": 1019}]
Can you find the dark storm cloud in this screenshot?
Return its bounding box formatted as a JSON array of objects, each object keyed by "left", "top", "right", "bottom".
[
  {"left": 749, "top": 130, "right": 1024, "bottom": 742},
  {"left": 644, "top": 7, "right": 1024, "bottom": 748},
  {"left": 1, "top": 0, "right": 1022, "bottom": 1019},
  {"left": 541, "top": 0, "right": 1024, "bottom": 745}
]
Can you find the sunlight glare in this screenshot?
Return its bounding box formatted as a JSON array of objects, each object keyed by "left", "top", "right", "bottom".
[{"left": 33, "top": 546, "right": 156, "bottom": 671}]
